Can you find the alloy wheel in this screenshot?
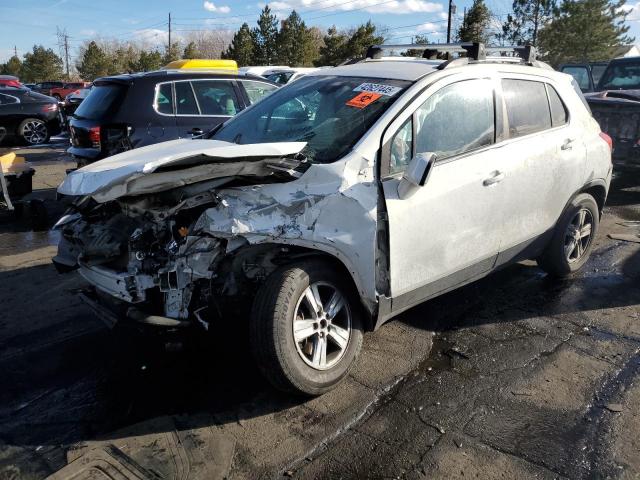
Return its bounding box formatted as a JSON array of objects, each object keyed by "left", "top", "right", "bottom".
[
  {"left": 22, "top": 120, "right": 48, "bottom": 145},
  {"left": 564, "top": 208, "right": 594, "bottom": 263},
  {"left": 293, "top": 281, "right": 351, "bottom": 371}
]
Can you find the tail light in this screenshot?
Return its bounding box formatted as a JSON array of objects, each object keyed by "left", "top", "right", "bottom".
[
  {"left": 88, "top": 126, "right": 101, "bottom": 148},
  {"left": 42, "top": 103, "right": 58, "bottom": 112},
  {"left": 599, "top": 132, "right": 613, "bottom": 151}
]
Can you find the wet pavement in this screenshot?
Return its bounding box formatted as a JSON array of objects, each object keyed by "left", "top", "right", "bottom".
[{"left": 0, "top": 143, "right": 639, "bottom": 479}]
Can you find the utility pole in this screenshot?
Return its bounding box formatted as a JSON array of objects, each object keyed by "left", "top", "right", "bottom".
[
  {"left": 56, "top": 27, "right": 71, "bottom": 79},
  {"left": 168, "top": 12, "right": 172, "bottom": 56},
  {"left": 13, "top": 46, "right": 17, "bottom": 58},
  {"left": 446, "top": 0, "right": 456, "bottom": 43}
]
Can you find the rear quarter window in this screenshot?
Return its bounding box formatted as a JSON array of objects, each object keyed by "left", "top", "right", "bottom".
[
  {"left": 546, "top": 84, "right": 568, "bottom": 126},
  {"left": 502, "top": 79, "right": 551, "bottom": 138}
]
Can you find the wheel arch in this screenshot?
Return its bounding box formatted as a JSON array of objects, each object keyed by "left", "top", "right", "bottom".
[
  {"left": 579, "top": 180, "right": 607, "bottom": 216},
  {"left": 224, "top": 241, "right": 377, "bottom": 331}
]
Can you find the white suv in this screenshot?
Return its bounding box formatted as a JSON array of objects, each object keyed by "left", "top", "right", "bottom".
[{"left": 54, "top": 44, "right": 612, "bottom": 395}]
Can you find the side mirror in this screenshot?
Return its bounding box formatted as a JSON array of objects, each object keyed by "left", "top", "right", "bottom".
[{"left": 397, "top": 152, "right": 436, "bottom": 200}]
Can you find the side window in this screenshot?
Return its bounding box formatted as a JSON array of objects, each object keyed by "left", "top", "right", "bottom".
[
  {"left": 175, "top": 81, "right": 199, "bottom": 115},
  {"left": 547, "top": 84, "right": 568, "bottom": 127},
  {"left": 502, "top": 79, "right": 551, "bottom": 138},
  {"left": 415, "top": 79, "right": 494, "bottom": 159},
  {"left": 390, "top": 118, "right": 413, "bottom": 175},
  {"left": 561, "top": 66, "right": 590, "bottom": 91},
  {"left": 191, "top": 80, "right": 240, "bottom": 116},
  {"left": 0, "top": 93, "right": 19, "bottom": 105},
  {"left": 155, "top": 83, "right": 173, "bottom": 114},
  {"left": 243, "top": 81, "right": 278, "bottom": 104}
]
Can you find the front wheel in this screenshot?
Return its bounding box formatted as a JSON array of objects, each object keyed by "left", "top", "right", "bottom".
[
  {"left": 537, "top": 193, "right": 599, "bottom": 277},
  {"left": 250, "top": 260, "right": 363, "bottom": 396}
]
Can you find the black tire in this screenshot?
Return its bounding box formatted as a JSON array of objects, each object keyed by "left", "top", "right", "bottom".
[
  {"left": 537, "top": 193, "right": 599, "bottom": 277},
  {"left": 18, "top": 118, "right": 49, "bottom": 145},
  {"left": 250, "top": 259, "right": 364, "bottom": 396}
]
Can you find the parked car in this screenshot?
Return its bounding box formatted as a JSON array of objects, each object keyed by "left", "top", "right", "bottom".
[
  {"left": 63, "top": 86, "right": 92, "bottom": 116},
  {"left": 32, "top": 81, "right": 64, "bottom": 97},
  {"left": 48, "top": 82, "right": 91, "bottom": 101},
  {"left": 583, "top": 56, "right": 640, "bottom": 160},
  {"left": 263, "top": 67, "right": 321, "bottom": 85},
  {"left": 238, "top": 65, "right": 290, "bottom": 77},
  {"left": 559, "top": 62, "right": 608, "bottom": 93},
  {"left": 54, "top": 43, "right": 611, "bottom": 396},
  {"left": 0, "top": 75, "right": 23, "bottom": 89},
  {"left": 0, "top": 87, "right": 62, "bottom": 145},
  {"left": 67, "top": 70, "right": 278, "bottom": 166},
  {"left": 23, "top": 83, "right": 36, "bottom": 90}
]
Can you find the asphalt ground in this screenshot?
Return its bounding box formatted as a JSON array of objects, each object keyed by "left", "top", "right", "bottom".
[{"left": 0, "top": 139, "right": 638, "bottom": 479}]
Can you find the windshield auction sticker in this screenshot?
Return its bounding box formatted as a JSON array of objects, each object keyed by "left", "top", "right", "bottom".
[
  {"left": 354, "top": 83, "right": 402, "bottom": 96},
  {"left": 346, "top": 92, "right": 382, "bottom": 108}
]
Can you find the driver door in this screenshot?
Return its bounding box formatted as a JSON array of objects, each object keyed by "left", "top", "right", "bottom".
[{"left": 381, "top": 77, "right": 508, "bottom": 309}]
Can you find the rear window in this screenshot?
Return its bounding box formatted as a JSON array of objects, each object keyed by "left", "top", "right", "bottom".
[
  {"left": 598, "top": 60, "right": 640, "bottom": 90},
  {"left": 74, "top": 83, "right": 126, "bottom": 119},
  {"left": 546, "top": 85, "right": 568, "bottom": 126},
  {"left": 502, "top": 79, "right": 551, "bottom": 138}
]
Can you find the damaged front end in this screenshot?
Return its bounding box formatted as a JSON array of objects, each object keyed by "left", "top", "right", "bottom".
[{"left": 53, "top": 141, "right": 314, "bottom": 330}]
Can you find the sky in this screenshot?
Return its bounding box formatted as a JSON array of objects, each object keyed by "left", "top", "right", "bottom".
[{"left": 2, "top": 0, "right": 640, "bottom": 63}]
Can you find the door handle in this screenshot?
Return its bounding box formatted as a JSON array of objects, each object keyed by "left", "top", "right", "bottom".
[
  {"left": 483, "top": 170, "right": 505, "bottom": 186},
  {"left": 561, "top": 138, "right": 575, "bottom": 150},
  {"left": 189, "top": 128, "right": 203, "bottom": 136}
]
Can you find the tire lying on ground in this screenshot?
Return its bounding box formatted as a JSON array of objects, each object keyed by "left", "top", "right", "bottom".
[
  {"left": 19, "top": 118, "right": 49, "bottom": 145},
  {"left": 537, "top": 193, "right": 599, "bottom": 277},
  {"left": 250, "top": 259, "right": 364, "bottom": 396}
]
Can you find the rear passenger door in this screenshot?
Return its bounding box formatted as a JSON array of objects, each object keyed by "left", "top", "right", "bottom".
[
  {"left": 497, "top": 77, "right": 586, "bottom": 261},
  {"left": 174, "top": 80, "right": 242, "bottom": 137}
]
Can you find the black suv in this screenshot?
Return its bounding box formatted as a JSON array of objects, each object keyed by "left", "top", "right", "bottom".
[{"left": 68, "top": 70, "right": 279, "bottom": 165}]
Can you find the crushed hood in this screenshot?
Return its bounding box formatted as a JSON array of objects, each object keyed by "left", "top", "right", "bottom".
[{"left": 58, "top": 139, "right": 307, "bottom": 202}]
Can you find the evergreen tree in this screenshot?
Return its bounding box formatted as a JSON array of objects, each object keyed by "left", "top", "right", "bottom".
[
  {"left": 539, "top": 0, "right": 633, "bottom": 65},
  {"left": 112, "top": 45, "right": 138, "bottom": 74},
  {"left": 183, "top": 42, "right": 200, "bottom": 59},
  {"left": 222, "top": 23, "right": 255, "bottom": 66},
  {"left": 502, "top": 0, "right": 556, "bottom": 45},
  {"left": 316, "top": 26, "right": 347, "bottom": 66},
  {"left": 276, "top": 10, "right": 311, "bottom": 66},
  {"left": 342, "top": 21, "right": 384, "bottom": 61},
  {"left": 75, "top": 41, "right": 110, "bottom": 80},
  {"left": 129, "top": 50, "right": 163, "bottom": 72},
  {"left": 1, "top": 55, "right": 22, "bottom": 77},
  {"left": 163, "top": 42, "right": 181, "bottom": 64},
  {"left": 21, "top": 45, "right": 64, "bottom": 82},
  {"left": 253, "top": 6, "right": 279, "bottom": 65},
  {"left": 458, "top": 0, "right": 492, "bottom": 43}
]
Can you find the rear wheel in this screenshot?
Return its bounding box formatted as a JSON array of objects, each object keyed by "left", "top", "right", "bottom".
[
  {"left": 537, "top": 193, "right": 599, "bottom": 277},
  {"left": 19, "top": 118, "right": 49, "bottom": 145},
  {"left": 250, "top": 260, "right": 363, "bottom": 396}
]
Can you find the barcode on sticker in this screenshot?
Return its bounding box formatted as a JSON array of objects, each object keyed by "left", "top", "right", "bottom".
[{"left": 354, "top": 83, "right": 402, "bottom": 96}]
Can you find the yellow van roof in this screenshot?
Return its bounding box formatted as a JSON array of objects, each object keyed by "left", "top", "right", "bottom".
[{"left": 162, "top": 59, "right": 238, "bottom": 72}]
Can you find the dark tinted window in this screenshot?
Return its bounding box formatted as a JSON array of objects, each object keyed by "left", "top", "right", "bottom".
[
  {"left": 591, "top": 64, "right": 607, "bottom": 84},
  {"left": 0, "top": 93, "right": 20, "bottom": 105},
  {"left": 547, "top": 85, "right": 567, "bottom": 126},
  {"left": 74, "top": 83, "right": 126, "bottom": 119},
  {"left": 175, "top": 81, "right": 199, "bottom": 115},
  {"left": 598, "top": 60, "right": 640, "bottom": 90},
  {"left": 502, "top": 79, "right": 551, "bottom": 138},
  {"left": 266, "top": 72, "right": 293, "bottom": 84},
  {"left": 156, "top": 83, "right": 173, "bottom": 114},
  {"left": 191, "top": 80, "right": 239, "bottom": 115},
  {"left": 415, "top": 78, "right": 494, "bottom": 159}
]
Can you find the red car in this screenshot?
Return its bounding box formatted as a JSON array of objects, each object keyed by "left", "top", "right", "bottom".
[
  {"left": 0, "top": 75, "right": 23, "bottom": 88},
  {"left": 49, "top": 82, "right": 91, "bottom": 101}
]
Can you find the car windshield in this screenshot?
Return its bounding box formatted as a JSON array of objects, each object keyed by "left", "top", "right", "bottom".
[
  {"left": 211, "top": 75, "right": 411, "bottom": 163},
  {"left": 598, "top": 61, "right": 640, "bottom": 90}
]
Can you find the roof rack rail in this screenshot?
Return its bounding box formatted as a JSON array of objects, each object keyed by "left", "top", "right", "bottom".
[{"left": 365, "top": 42, "right": 543, "bottom": 68}]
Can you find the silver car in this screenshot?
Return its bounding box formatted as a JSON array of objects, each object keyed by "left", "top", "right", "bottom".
[{"left": 53, "top": 44, "right": 613, "bottom": 395}]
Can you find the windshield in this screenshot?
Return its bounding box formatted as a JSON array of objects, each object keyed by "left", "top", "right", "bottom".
[
  {"left": 212, "top": 75, "right": 411, "bottom": 163},
  {"left": 598, "top": 61, "right": 640, "bottom": 90},
  {"left": 74, "top": 83, "right": 126, "bottom": 119}
]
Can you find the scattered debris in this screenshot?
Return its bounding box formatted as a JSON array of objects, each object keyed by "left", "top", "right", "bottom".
[
  {"left": 284, "top": 470, "right": 295, "bottom": 477},
  {"left": 510, "top": 390, "right": 533, "bottom": 396},
  {"left": 444, "top": 347, "right": 470, "bottom": 360},
  {"left": 603, "top": 403, "right": 624, "bottom": 412},
  {"left": 608, "top": 233, "right": 640, "bottom": 243},
  {"left": 454, "top": 439, "right": 463, "bottom": 448}
]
